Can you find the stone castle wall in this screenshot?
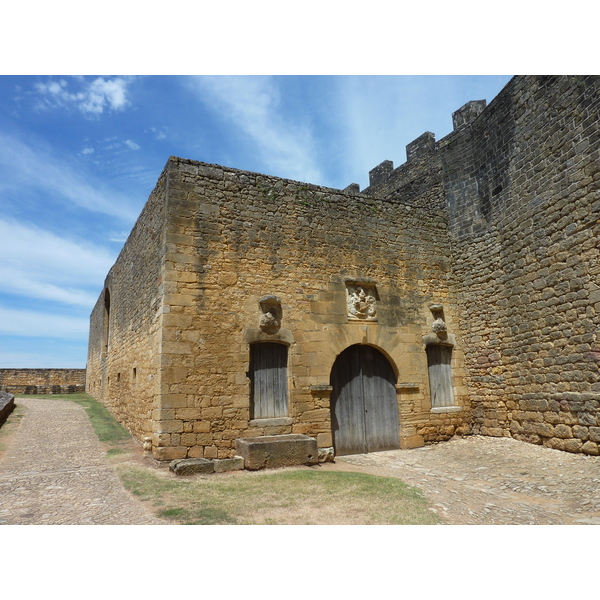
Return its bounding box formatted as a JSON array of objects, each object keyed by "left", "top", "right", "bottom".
[
  {"left": 149, "top": 159, "right": 469, "bottom": 460},
  {"left": 0, "top": 369, "right": 86, "bottom": 395},
  {"left": 87, "top": 75, "right": 599, "bottom": 459},
  {"left": 366, "top": 75, "right": 600, "bottom": 455},
  {"left": 86, "top": 169, "right": 169, "bottom": 443},
  {"left": 88, "top": 156, "right": 473, "bottom": 461}
]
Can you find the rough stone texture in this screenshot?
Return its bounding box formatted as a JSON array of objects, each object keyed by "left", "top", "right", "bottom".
[
  {"left": 364, "top": 76, "right": 600, "bottom": 455},
  {"left": 87, "top": 76, "right": 600, "bottom": 460},
  {"left": 88, "top": 153, "right": 467, "bottom": 461},
  {"left": 0, "top": 369, "right": 85, "bottom": 395},
  {"left": 86, "top": 173, "right": 168, "bottom": 447},
  {"left": 318, "top": 446, "right": 335, "bottom": 463},
  {"left": 169, "top": 457, "right": 215, "bottom": 475},
  {"left": 0, "top": 391, "right": 15, "bottom": 424},
  {"left": 236, "top": 434, "right": 318, "bottom": 470},
  {"left": 213, "top": 456, "right": 245, "bottom": 472}
]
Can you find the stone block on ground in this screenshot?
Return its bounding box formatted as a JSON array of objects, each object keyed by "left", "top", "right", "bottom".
[
  {"left": 0, "top": 391, "right": 15, "bottom": 425},
  {"left": 169, "top": 457, "right": 215, "bottom": 476},
  {"left": 318, "top": 447, "right": 335, "bottom": 463},
  {"left": 213, "top": 456, "right": 245, "bottom": 472},
  {"left": 236, "top": 434, "right": 318, "bottom": 470}
]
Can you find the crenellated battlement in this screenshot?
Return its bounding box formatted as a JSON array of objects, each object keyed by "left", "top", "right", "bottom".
[{"left": 361, "top": 97, "right": 489, "bottom": 202}]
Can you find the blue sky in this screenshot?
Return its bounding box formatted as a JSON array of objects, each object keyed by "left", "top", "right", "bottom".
[{"left": 0, "top": 75, "right": 513, "bottom": 368}]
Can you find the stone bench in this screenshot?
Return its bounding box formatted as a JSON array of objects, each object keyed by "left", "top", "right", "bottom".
[
  {"left": 236, "top": 434, "right": 318, "bottom": 470},
  {"left": 0, "top": 391, "right": 15, "bottom": 426}
]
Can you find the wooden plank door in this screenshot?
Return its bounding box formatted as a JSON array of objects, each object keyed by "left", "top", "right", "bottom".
[
  {"left": 250, "top": 342, "right": 288, "bottom": 419},
  {"left": 426, "top": 344, "right": 454, "bottom": 408},
  {"left": 362, "top": 345, "right": 400, "bottom": 452},
  {"left": 330, "top": 345, "right": 367, "bottom": 455},
  {"left": 330, "top": 345, "right": 399, "bottom": 456}
]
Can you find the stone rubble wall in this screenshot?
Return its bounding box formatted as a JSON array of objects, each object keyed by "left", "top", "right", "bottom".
[
  {"left": 0, "top": 369, "right": 86, "bottom": 395},
  {"left": 86, "top": 168, "right": 169, "bottom": 443},
  {"left": 365, "top": 75, "right": 600, "bottom": 455}
]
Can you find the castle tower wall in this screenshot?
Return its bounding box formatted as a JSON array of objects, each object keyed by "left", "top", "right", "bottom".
[{"left": 365, "top": 75, "right": 600, "bottom": 455}]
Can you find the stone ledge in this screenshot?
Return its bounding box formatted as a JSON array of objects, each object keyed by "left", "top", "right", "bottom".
[
  {"left": 430, "top": 406, "right": 463, "bottom": 413},
  {"left": 310, "top": 385, "right": 332, "bottom": 394},
  {"left": 249, "top": 417, "right": 293, "bottom": 427}
]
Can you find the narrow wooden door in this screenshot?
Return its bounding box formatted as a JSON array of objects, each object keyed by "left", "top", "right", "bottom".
[
  {"left": 426, "top": 344, "right": 454, "bottom": 408},
  {"left": 250, "top": 342, "right": 288, "bottom": 419},
  {"left": 330, "top": 345, "right": 399, "bottom": 456}
]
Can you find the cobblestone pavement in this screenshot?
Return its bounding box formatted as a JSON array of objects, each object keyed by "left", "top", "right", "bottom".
[
  {"left": 335, "top": 436, "right": 600, "bottom": 524},
  {"left": 0, "top": 397, "right": 164, "bottom": 525},
  {"left": 4, "top": 397, "right": 600, "bottom": 525}
]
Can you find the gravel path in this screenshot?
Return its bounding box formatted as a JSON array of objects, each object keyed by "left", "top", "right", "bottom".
[
  {"left": 336, "top": 436, "right": 600, "bottom": 524},
  {"left": 0, "top": 397, "right": 164, "bottom": 525}
]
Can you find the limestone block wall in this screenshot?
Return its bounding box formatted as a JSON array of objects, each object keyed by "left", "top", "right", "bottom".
[
  {"left": 364, "top": 75, "right": 600, "bottom": 455},
  {"left": 0, "top": 369, "right": 86, "bottom": 395},
  {"left": 150, "top": 158, "right": 469, "bottom": 460},
  {"left": 448, "top": 76, "right": 600, "bottom": 454},
  {"left": 86, "top": 169, "right": 169, "bottom": 442}
]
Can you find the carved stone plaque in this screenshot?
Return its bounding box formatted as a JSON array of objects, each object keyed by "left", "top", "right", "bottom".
[{"left": 346, "top": 283, "right": 378, "bottom": 321}]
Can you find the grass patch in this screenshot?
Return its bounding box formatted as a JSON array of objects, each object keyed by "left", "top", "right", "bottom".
[
  {"left": 27, "top": 393, "right": 130, "bottom": 443},
  {"left": 106, "top": 447, "right": 131, "bottom": 457},
  {"left": 118, "top": 465, "right": 443, "bottom": 525}
]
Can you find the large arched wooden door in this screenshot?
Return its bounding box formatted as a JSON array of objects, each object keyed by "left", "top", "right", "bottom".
[{"left": 330, "top": 345, "right": 400, "bottom": 456}]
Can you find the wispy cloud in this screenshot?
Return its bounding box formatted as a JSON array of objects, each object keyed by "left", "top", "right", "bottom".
[
  {"left": 0, "top": 218, "right": 116, "bottom": 307},
  {"left": 124, "top": 139, "right": 140, "bottom": 150},
  {"left": 187, "top": 76, "right": 323, "bottom": 184},
  {"left": 34, "top": 76, "right": 132, "bottom": 116},
  {"left": 0, "top": 131, "right": 139, "bottom": 221},
  {"left": 0, "top": 306, "right": 89, "bottom": 339},
  {"left": 148, "top": 126, "right": 168, "bottom": 140}
]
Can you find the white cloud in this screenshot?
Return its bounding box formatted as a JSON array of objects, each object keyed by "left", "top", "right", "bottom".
[
  {"left": 34, "top": 76, "right": 132, "bottom": 116},
  {"left": 187, "top": 76, "right": 323, "bottom": 184},
  {"left": 81, "top": 147, "right": 95, "bottom": 155},
  {"left": 0, "top": 131, "right": 139, "bottom": 222},
  {"left": 0, "top": 218, "right": 116, "bottom": 307}
]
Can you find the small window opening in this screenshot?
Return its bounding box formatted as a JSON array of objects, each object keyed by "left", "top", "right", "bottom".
[{"left": 103, "top": 288, "right": 111, "bottom": 352}]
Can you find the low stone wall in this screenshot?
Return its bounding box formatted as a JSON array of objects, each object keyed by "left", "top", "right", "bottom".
[{"left": 0, "top": 369, "right": 86, "bottom": 395}]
